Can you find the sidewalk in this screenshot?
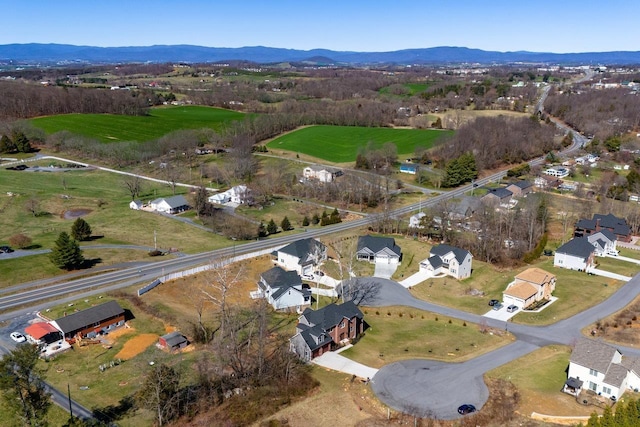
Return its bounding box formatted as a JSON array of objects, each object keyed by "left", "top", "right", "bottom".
[
  {"left": 586, "top": 267, "right": 631, "bottom": 282},
  {"left": 312, "top": 345, "right": 378, "bottom": 380}
]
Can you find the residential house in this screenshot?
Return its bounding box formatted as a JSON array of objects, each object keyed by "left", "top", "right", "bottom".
[
  {"left": 289, "top": 301, "right": 364, "bottom": 362},
  {"left": 564, "top": 338, "right": 640, "bottom": 401},
  {"left": 544, "top": 167, "right": 570, "bottom": 178},
  {"left": 129, "top": 200, "right": 143, "bottom": 210},
  {"left": 575, "top": 213, "right": 632, "bottom": 243},
  {"left": 302, "top": 165, "right": 343, "bottom": 183},
  {"left": 587, "top": 230, "right": 618, "bottom": 256},
  {"left": 158, "top": 331, "right": 188, "bottom": 351},
  {"left": 256, "top": 266, "right": 311, "bottom": 311},
  {"left": 150, "top": 195, "right": 190, "bottom": 214},
  {"left": 409, "top": 212, "right": 426, "bottom": 229},
  {"left": 275, "top": 238, "right": 327, "bottom": 277},
  {"left": 50, "top": 300, "right": 126, "bottom": 339},
  {"left": 24, "top": 322, "right": 62, "bottom": 345},
  {"left": 449, "top": 196, "right": 481, "bottom": 221},
  {"left": 534, "top": 175, "right": 562, "bottom": 190},
  {"left": 419, "top": 244, "right": 473, "bottom": 280},
  {"left": 502, "top": 267, "right": 556, "bottom": 309},
  {"left": 208, "top": 185, "right": 251, "bottom": 205},
  {"left": 553, "top": 237, "right": 596, "bottom": 271},
  {"left": 482, "top": 188, "right": 514, "bottom": 208},
  {"left": 356, "top": 236, "right": 402, "bottom": 264},
  {"left": 505, "top": 181, "right": 533, "bottom": 197},
  {"left": 399, "top": 163, "right": 420, "bottom": 175}
]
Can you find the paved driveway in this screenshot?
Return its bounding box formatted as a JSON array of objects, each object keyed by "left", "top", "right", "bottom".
[
  {"left": 399, "top": 270, "right": 432, "bottom": 288},
  {"left": 313, "top": 348, "right": 378, "bottom": 379},
  {"left": 374, "top": 262, "right": 398, "bottom": 279}
]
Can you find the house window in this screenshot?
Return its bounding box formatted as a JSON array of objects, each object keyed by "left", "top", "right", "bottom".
[
  {"left": 589, "top": 369, "right": 598, "bottom": 376},
  {"left": 603, "top": 386, "right": 612, "bottom": 395},
  {"left": 589, "top": 381, "right": 597, "bottom": 392},
  {"left": 340, "top": 321, "right": 345, "bottom": 328}
]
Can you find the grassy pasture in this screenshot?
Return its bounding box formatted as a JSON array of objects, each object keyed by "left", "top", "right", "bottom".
[
  {"left": 30, "top": 106, "right": 247, "bottom": 143},
  {"left": 267, "top": 125, "right": 451, "bottom": 163}
]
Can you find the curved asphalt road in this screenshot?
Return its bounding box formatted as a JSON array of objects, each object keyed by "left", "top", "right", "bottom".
[{"left": 364, "top": 274, "right": 640, "bottom": 420}]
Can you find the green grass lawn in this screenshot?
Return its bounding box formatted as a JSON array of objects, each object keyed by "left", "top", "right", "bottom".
[
  {"left": 341, "top": 306, "right": 513, "bottom": 368},
  {"left": 596, "top": 256, "right": 640, "bottom": 278},
  {"left": 267, "top": 125, "right": 451, "bottom": 163},
  {"left": 30, "top": 106, "right": 247, "bottom": 143}
]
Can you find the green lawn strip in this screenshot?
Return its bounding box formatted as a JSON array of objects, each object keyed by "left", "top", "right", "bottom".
[
  {"left": 30, "top": 106, "right": 247, "bottom": 143},
  {"left": 618, "top": 248, "right": 640, "bottom": 260},
  {"left": 342, "top": 306, "right": 512, "bottom": 369},
  {"left": 484, "top": 345, "right": 595, "bottom": 417},
  {"left": 596, "top": 256, "right": 640, "bottom": 278},
  {"left": 267, "top": 125, "right": 451, "bottom": 163}
]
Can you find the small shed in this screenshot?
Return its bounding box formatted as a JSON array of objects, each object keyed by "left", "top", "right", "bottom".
[
  {"left": 159, "top": 331, "right": 188, "bottom": 351},
  {"left": 129, "top": 200, "right": 143, "bottom": 210}
]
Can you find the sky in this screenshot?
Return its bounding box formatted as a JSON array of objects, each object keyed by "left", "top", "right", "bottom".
[{"left": 3, "top": 0, "right": 638, "bottom": 53}]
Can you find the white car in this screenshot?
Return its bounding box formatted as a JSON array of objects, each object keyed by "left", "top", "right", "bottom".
[{"left": 10, "top": 332, "right": 26, "bottom": 343}]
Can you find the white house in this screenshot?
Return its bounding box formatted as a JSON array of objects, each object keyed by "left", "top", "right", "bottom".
[
  {"left": 302, "top": 165, "right": 342, "bottom": 183},
  {"left": 409, "top": 212, "right": 426, "bottom": 229},
  {"left": 275, "top": 238, "right": 327, "bottom": 277},
  {"left": 356, "top": 236, "right": 402, "bottom": 264},
  {"left": 554, "top": 237, "right": 596, "bottom": 271},
  {"left": 208, "top": 185, "right": 251, "bottom": 205},
  {"left": 587, "top": 230, "right": 618, "bottom": 257},
  {"left": 149, "top": 195, "right": 190, "bottom": 214},
  {"left": 129, "top": 200, "right": 143, "bottom": 210},
  {"left": 564, "top": 338, "right": 640, "bottom": 401},
  {"left": 544, "top": 167, "right": 570, "bottom": 178},
  {"left": 256, "top": 266, "right": 311, "bottom": 312},
  {"left": 419, "top": 244, "right": 473, "bottom": 280}
]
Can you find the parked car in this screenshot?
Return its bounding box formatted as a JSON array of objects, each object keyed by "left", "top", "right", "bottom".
[
  {"left": 488, "top": 299, "right": 500, "bottom": 306},
  {"left": 507, "top": 305, "right": 519, "bottom": 313},
  {"left": 0, "top": 246, "right": 14, "bottom": 253},
  {"left": 10, "top": 332, "right": 26, "bottom": 343},
  {"left": 457, "top": 404, "right": 476, "bottom": 415},
  {"left": 492, "top": 303, "right": 503, "bottom": 311}
]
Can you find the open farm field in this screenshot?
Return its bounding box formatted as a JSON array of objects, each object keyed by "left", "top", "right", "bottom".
[
  {"left": 267, "top": 125, "right": 451, "bottom": 163},
  {"left": 30, "top": 106, "right": 247, "bottom": 142}
]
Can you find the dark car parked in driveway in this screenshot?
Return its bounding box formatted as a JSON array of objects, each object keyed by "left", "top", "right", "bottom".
[
  {"left": 457, "top": 404, "right": 476, "bottom": 415},
  {"left": 488, "top": 299, "right": 500, "bottom": 306}
]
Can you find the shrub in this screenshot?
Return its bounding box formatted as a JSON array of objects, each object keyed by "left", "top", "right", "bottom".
[
  {"left": 448, "top": 319, "right": 452, "bottom": 324},
  {"left": 148, "top": 250, "right": 163, "bottom": 257},
  {"left": 9, "top": 233, "right": 32, "bottom": 249}
]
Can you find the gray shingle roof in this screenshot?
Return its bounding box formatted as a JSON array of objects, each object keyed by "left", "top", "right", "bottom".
[
  {"left": 570, "top": 338, "right": 618, "bottom": 373},
  {"left": 161, "top": 331, "right": 187, "bottom": 348},
  {"left": 301, "top": 301, "right": 363, "bottom": 331},
  {"left": 299, "top": 324, "right": 333, "bottom": 351},
  {"left": 53, "top": 300, "right": 124, "bottom": 335},
  {"left": 604, "top": 363, "right": 628, "bottom": 388},
  {"left": 151, "top": 194, "right": 190, "bottom": 209},
  {"left": 576, "top": 213, "right": 631, "bottom": 237},
  {"left": 485, "top": 187, "right": 513, "bottom": 200},
  {"left": 278, "top": 238, "right": 325, "bottom": 263},
  {"left": 261, "top": 266, "right": 302, "bottom": 288},
  {"left": 430, "top": 244, "right": 471, "bottom": 264},
  {"left": 357, "top": 236, "right": 401, "bottom": 257},
  {"left": 556, "top": 237, "right": 595, "bottom": 259},
  {"left": 510, "top": 180, "right": 533, "bottom": 190}
]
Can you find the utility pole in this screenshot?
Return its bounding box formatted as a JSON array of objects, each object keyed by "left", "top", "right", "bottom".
[
  {"left": 67, "top": 383, "right": 73, "bottom": 419},
  {"left": 154, "top": 230, "right": 157, "bottom": 250}
]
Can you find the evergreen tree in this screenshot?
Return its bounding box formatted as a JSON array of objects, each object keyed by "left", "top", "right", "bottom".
[
  {"left": 311, "top": 213, "right": 320, "bottom": 225},
  {"left": 0, "top": 343, "right": 52, "bottom": 426},
  {"left": 266, "top": 219, "right": 278, "bottom": 235},
  {"left": 258, "top": 221, "right": 268, "bottom": 238},
  {"left": 330, "top": 208, "right": 341, "bottom": 223},
  {"left": 71, "top": 217, "right": 92, "bottom": 241},
  {"left": 50, "top": 231, "right": 84, "bottom": 270},
  {"left": 12, "top": 130, "right": 32, "bottom": 153},
  {"left": 0, "top": 134, "right": 14, "bottom": 153},
  {"left": 281, "top": 216, "right": 292, "bottom": 231},
  {"left": 302, "top": 216, "right": 310, "bottom": 227}
]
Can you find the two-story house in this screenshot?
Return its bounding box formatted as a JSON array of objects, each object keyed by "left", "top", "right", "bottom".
[
  {"left": 419, "top": 244, "right": 473, "bottom": 280},
  {"left": 502, "top": 267, "right": 556, "bottom": 310},
  {"left": 554, "top": 237, "right": 596, "bottom": 271},
  {"left": 302, "top": 165, "right": 343, "bottom": 183},
  {"left": 256, "top": 266, "right": 311, "bottom": 312},
  {"left": 275, "top": 238, "right": 327, "bottom": 278},
  {"left": 575, "top": 213, "right": 632, "bottom": 243},
  {"left": 289, "top": 301, "right": 364, "bottom": 362}
]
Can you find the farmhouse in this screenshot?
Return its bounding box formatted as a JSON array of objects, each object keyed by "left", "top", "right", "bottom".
[
  {"left": 419, "top": 244, "right": 473, "bottom": 280},
  {"left": 150, "top": 195, "right": 190, "bottom": 214},
  {"left": 554, "top": 237, "right": 596, "bottom": 271},
  {"left": 356, "top": 235, "right": 402, "bottom": 264},
  {"left": 289, "top": 301, "right": 364, "bottom": 362},
  {"left": 158, "top": 331, "right": 188, "bottom": 352},
  {"left": 275, "top": 238, "right": 326, "bottom": 277},
  {"left": 51, "top": 300, "right": 126, "bottom": 339},
  {"left": 502, "top": 267, "right": 556, "bottom": 309},
  {"left": 208, "top": 185, "right": 251, "bottom": 205},
  {"left": 564, "top": 338, "right": 640, "bottom": 401},
  {"left": 302, "top": 165, "right": 343, "bottom": 183},
  {"left": 256, "top": 266, "right": 311, "bottom": 311},
  {"left": 575, "top": 213, "right": 632, "bottom": 243}
]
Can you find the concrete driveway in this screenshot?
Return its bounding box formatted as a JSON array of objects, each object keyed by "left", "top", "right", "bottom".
[
  {"left": 399, "top": 270, "right": 432, "bottom": 288},
  {"left": 374, "top": 262, "right": 398, "bottom": 279},
  {"left": 312, "top": 347, "right": 378, "bottom": 380}
]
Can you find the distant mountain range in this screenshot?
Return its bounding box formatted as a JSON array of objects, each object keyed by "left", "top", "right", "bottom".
[{"left": 1, "top": 43, "right": 640, "bottom": 66}]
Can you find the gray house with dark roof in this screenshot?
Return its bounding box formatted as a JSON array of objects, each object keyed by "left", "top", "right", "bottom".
[
  {"left": 420, "top": 244, "right": 473, "bottom": 279},
  {"left": 289, "top": 301, "right": 364, "bottom": 362},
  {"left": 565, "top": 338, "right": 640, "bottom": 400},
  {"left": 51, "top": 300, "right": 125, "bottom": 339},
  {"left": 554, "top": 237, "right": 596, "bottom": 271},
  {"left": 275, "top": 238, "right": 327, "bottom": 277},
  {"left": 356, "top": 236, "right": 402, "bottom": 264},
  {"left": 257, "top": 266, "right": 311, "bottom": 311}
]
